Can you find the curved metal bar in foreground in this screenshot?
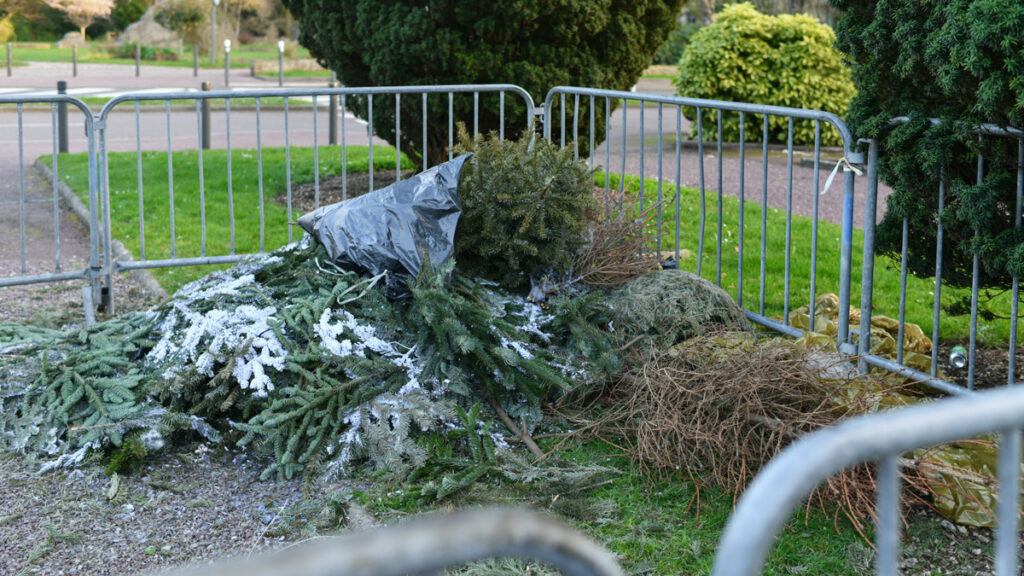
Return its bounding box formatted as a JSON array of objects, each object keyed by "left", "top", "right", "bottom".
[
  {"left": 713, "top": 384, "right": 1024, "bottom": 576},
  {"left": 169, "top": 508, "right": 624, "bottom": 576}
]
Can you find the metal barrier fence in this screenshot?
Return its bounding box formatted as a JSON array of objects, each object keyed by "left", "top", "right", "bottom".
[
  {"left": 856, "top": 121, "right": 1023, "bottom": 393},
  {"left": 1, "top": 83, "right": 1020, "bottom": 396},
  {"left": 167, "top": 508, "right": 624, "bottom": 576},
  {"left": 91, "top": 84, "right": 535, "bottom": 312},
  {"left": 713, "top": 382, "right": 1024, "bottom": 576},
  {"left": 0, "top": 94, "right": 104, "bottom": 312},
  {"left": 543, "top": 86, "right": 866, "bottom": 351}
]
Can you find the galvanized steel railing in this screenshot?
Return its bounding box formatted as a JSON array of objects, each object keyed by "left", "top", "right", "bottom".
[
  {"left": 543, "top": 86, "right": 865, "bottom": 346},
  {"left": 167, "top": 508, "right": 624, "bottom": 576},
  {"left": 92, "top": 84, "right": 535, "bottom": 311},
  {"left": 0, "top": 94, "right": 104, "bottom": 309},
  {"left": 855, "top": 121, "right": 1024, "bottom": 394},
  {"left": 713, "top": 383, "right": 1024, "bottom": 576}
]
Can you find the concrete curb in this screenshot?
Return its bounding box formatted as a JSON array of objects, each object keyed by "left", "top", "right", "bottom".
[{"left": 33, "top": 159, "right": 169, "bottom": 301}]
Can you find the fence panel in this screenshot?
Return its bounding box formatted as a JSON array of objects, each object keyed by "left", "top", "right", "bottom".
[
  {"left": 856, "top": 121, "right": 1023, "bottom": 395},
  {"left": 0, "top": 94, "right": 102, "bottom": 312},
  {"left": 713, "top": 383, "right": 1024, "bottom": 576},
  {"left": 93, "top": 84, "right": 535, "bottom": 312},
  {"left": 542, "top": 86, "right": 864, "bottom": 344}
]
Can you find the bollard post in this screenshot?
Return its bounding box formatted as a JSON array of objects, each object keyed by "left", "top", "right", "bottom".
[
  {"left": 178, "top": 38, "right": 183, "bottom": 57},
  {"left": 134, "top": 43, "right": 140, "bottom": 77},
  {"left": 223, "top": 39, "right": 230, "bottom": 86},
  {"left": 6, "top": 42, "right": 11, "bottom": 77},
  {"left": 329, "top": 80, "right": 339, "bottom": 146},
  {"left": 72, "top": 45, "right": 77, "bottom": 77},
  {"left": 277, "top": 40, "right": 285, "bottom": 87},
  {"left": 57, "top": 81, "right": 69, "bottom": 153},
  {"left": 249, "top": 60, "right": 255, "bottom": 77},
  {"left": 193, "top": 44, "right": 198, "bottom": 76},
  {"left": 201, "top": 81, "right": 211, "bottom": 150}
]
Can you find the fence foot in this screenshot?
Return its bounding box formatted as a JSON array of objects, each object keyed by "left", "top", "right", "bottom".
[{"left": 82, "top": 286, "right": 95, "bottom": 325}]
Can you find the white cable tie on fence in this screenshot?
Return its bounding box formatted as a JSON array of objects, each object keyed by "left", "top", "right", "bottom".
[{"left": 820, "top": 156, "right": 863, "bottom": 195}]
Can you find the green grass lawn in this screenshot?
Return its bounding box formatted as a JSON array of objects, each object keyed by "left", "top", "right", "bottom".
[
  {"left": 45, "top": 147, "right": 1019, "bottom": 346},
  {"left": 45, "top": 145, "right": 406, "bottom": 292}
]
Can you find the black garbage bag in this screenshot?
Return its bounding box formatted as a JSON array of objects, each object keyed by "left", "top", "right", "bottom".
[{"left": 296, "top": 153, "right": 472, "bottom": 295}]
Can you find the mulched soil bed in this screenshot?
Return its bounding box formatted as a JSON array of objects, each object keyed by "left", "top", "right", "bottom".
[{"left": 275, "top": 170, "right": 415, "bottom": 216}]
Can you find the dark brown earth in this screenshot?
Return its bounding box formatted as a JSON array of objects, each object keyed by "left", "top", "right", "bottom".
[{"left": 274, "top": 170, "right": 414, "bottom": 216}]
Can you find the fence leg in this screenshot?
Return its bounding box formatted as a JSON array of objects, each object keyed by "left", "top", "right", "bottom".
[
  {"left": 837, "top": 168, "right": 856, "bottom": 348},
  {"left": 857, "top": 139, "right": 879, "bottom": 373},
  {"left": 57, "top": 81, "right": 69, "bottom": 153}
]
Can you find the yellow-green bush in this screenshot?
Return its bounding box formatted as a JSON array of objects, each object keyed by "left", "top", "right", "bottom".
[{"left": 674, "top": 3, "right": 855, "bottom": 146}]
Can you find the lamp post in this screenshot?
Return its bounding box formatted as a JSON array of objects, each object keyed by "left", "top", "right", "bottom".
[
  {"left": 277, "top": 40, "right": 285, "bottom": 87},
  {"left": 210, "top": 0, "right": 219, "bottom": 65},
  {"left": 223, "top": 39, "right": 231, "bottom": 86}
]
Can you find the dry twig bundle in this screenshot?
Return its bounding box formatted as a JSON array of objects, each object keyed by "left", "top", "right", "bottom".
[{"left": 571, "top": 194, "right": 661, "bottom": 289}]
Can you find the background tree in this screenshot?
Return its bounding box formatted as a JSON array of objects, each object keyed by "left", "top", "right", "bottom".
[
  {"left": 42, "top": 0, "right": 113, "bottom": 39},
  {"left": 831, "top": 0, "right": 1024, "bottom": 300},
  {"left": 281, "top": 0, "right": 684, "bottom": 168}
]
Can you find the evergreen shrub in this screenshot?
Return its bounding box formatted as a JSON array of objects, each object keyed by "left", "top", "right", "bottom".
[
  {"left": 280, "top": 0, "right": 685, "bottom": 166},
  {"left": 452, "top": 128, "right": 597, "bottom": 289},
  {"left": 832, "top": 0, "right": 1024, "bottom": 294},
  {"left": 674, "top": 3, "right": 855, "bottom": 146}
]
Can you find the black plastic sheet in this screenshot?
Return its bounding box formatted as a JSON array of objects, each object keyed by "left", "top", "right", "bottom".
[{"left": 297, "top": 154, "right": 472, "bottom": 293}]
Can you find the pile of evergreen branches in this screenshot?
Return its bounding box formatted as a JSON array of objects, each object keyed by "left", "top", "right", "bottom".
[{"left": 0, "top": 239, "right": 618, "bottom": 495}]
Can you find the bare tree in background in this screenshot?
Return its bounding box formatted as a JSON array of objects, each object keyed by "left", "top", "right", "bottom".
[{"left": 43, "top": 0, "right": 113, "bottom": 39}]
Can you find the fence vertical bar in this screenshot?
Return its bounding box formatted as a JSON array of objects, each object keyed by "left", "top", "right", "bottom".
[
  {"left": 737, "top": 112, "right": 745, "bottom": 306},
  {"left": 675, "top": 105, "right": 681, "bottom": 261},
  {"left": 559, "top": 93, "right": 565, "bottom": 149},
  {"left": 931, "top": 168, "right": 946, "bottom": 377},
  {"left": 341, "top": 95, "right": 347, "bottom": 200},
  {"left": 760, "top": 114, "right": 769, "bottom": 317},
  {"left": 896, "top": 216, "right": 909, "bottom": 365},
  {"left": 51, "top": 103, "right": 60, "bottom": 271},
  {"left": 836, "top": 166, "right": 856, "bottom": 346},
  {"left": 969, "top": 146, "right": 983, "bottom": 390},
  {"left": 876, "top": 454, "right": 901, "bottom": 576},
  {"left": 1010, "top": 140, "right": 1022, "bottom": 386},
  {"left": 226, "top": 98, "right": 235, "bottom": 252},
  {"left": 256, "top": 97, "right": 264, "bottom": 253},
  {"left": 368, "top": 95, "right": 374, "bottom": 191},
  {"left": 196, "top": 99, "right": 206, "bottom": 257},
  {"left": 99, "top": 117, "right": 114, "bottom": 313},
  {"left": 996, "top": 428, "right": 1021, "bottom": 576},
  {"left": 17, "top": 104, "right": 25, "bottom": 273},
  {"left": 589, "top": 96, "right": 595, "bottom": 169},
  {"left": 717, "top": 109, "right": 724, "bottom": 286},
  {"left": 499, "top": 91, "right": 505, "bottom": 141},
  {"left": 395, "top": 94, "right": 401, "bottom": 180},
  {"left": 640, "top": 101, "right": 645, "bottom": 215},
  {"left": 809, "top": 121, "right": 821, "bottom": 331},
  {"left": 135, "top": 101, "right": 145, "bottom": 260},
  {"left": 473, "top": 92, "right": 479, "bottom": 137},
  {"left": 697, "top": 107, "right": 705, "bottom": 277},
  {"left": 422, "top": 93, "right": 428, "bottom": 170},
  {"left": 448, "top": 92, "right": 453, "bottom": 162},
  {"left": 601, "top": 98, "right": 610, "bottom": 218},
  {"left": 620, "top": 99, "right": 628, "bottom": 219},
  {"left": 166, "top": 100, "right": 175, "bottom": 258},
  {"left": 311, "top": 95, "right": 319, "bottom": 210},
  {"left": 573, "top": 95, "right": 579, "bottom": 161},
  {"left": 201, "top": 82, "right": 211, "bottom": 149},
  {"left": 858, "top": 139, "right": 880, "bottom": 373},
  {"left": 135, "top": 43, "right": 140, "bottom": 77},
  {"left": 284, "top": 97, "right": 292, "bottom": 242},
  {"left": 655, "top": 103, "right": 663, "bottom": 254},
  {"left": 783, "top": 118, "right": 794, "bottom": 322}
]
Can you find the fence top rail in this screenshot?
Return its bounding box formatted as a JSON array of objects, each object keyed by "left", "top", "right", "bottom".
[
  {"left": 97, "top": 84, "right": 536, "bottom": 119},
  {"left": 712, "top": 383, "right": 1024, "bottom": 576},
  {"left": 542, "top": 86, "right": 862, "bottom": 162},
  {"left": 0, "top": 94, "right": 95, "bottom": 120},
  {"left": 889, "top": 116, "right": 1024, "bottom": 139}
]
